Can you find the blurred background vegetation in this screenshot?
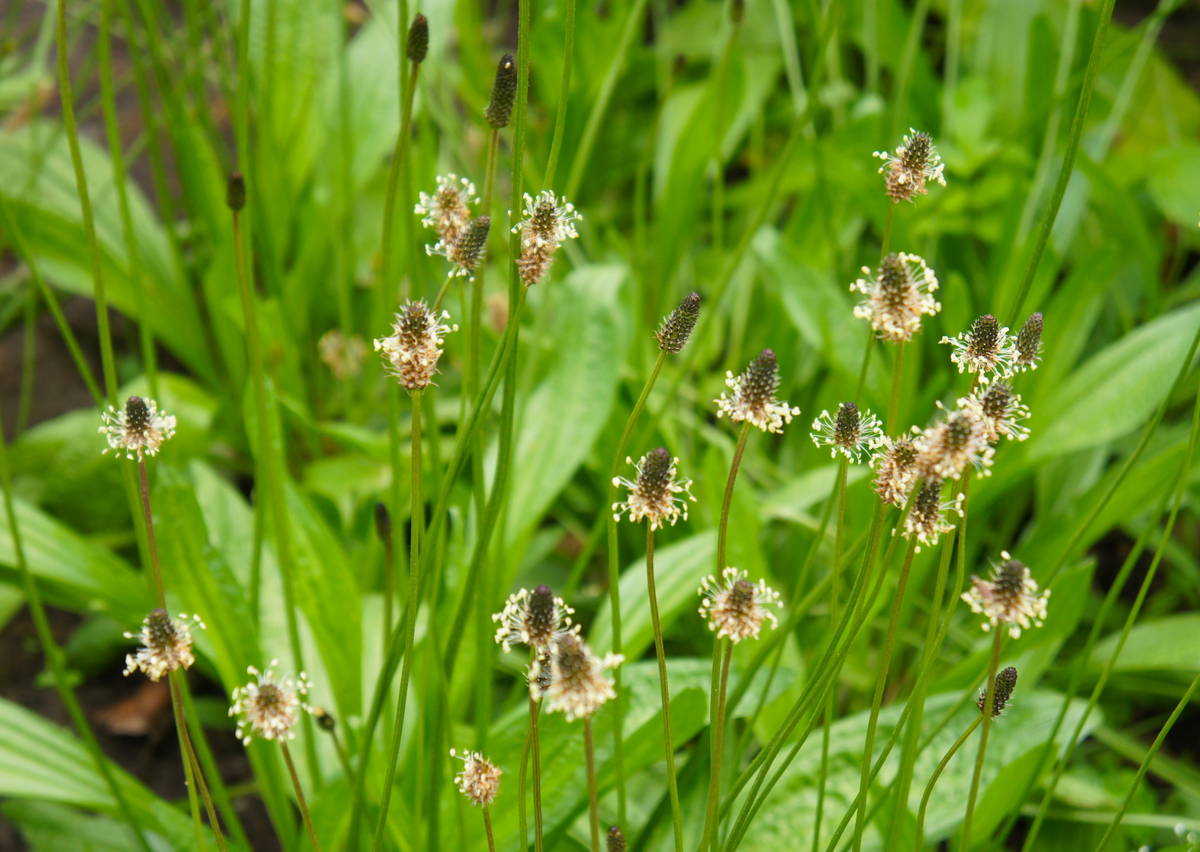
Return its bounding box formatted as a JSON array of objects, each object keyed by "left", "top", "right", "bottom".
[{"left": 0, "top": 0, "right": 1198, "bottom": 849}]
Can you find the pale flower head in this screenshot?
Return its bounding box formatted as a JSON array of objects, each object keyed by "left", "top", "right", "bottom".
[
  {"left": 698, "top": 567, "right": 782, "bottom": 643},
  {"left": 450, "top": 748, "right": 502, "bottom": 806},
  {"left": 229, "top": 662, "right": 310, "bottom": 745},
  {"left": 914, "top": 402, "right": 994, "bottom": 481},
  {"left": 716, "top": 349, "right": 801, "bottom": 434},
  {"left": 374, "top": 300, "right": 457, "bottom": 391},
  {"left": 941, "top": 314, "right": 1017, "bottom": 377},
  {"left": 612, "top": 448, "right": 696, "bottom": 530},
  {"left": 811, "top": 402, "right": 883, "bottom": 463},
  {"left": 123, "top": 609, "right": 204, "bottom": 682},
  {"left": 958, "top": 377, "right": 1030, "bottom": 444},
  {"left": 100, "top": 396, "right": 176, "bottom": 461},
  {"left": 415, "top": 174, "right": 477, "bottom": 246},
  {"left": 960, "top": 552, "right": 1050, "bottom": 639},
  {"left": 874, "top": 129, "right": 946, "bottom": 203},
  {"left": 428, "top": 215, "right": 490, "bottom": 279},
  {"left": 511, "top": 191, "right": 581, "bottom": 286},
  {"left": 532, "top": 633, "right": 623, "bottom": 722},
  {"left": 870, "top": 434, "right": 919, "bottom": 507},
  {"left": 902, "top": 477, "right": 964, "bottom": 552},
  {"left": 318, "top": 329, "right": 367, "bottom": 380},
  {"left": 851, "top": 253, "right": 941, "bottom": 344},
  {"left": 493, "top": 585, "right": 578, "bottom": 653}
]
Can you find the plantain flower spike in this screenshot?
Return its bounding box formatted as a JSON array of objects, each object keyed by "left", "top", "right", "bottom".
[
  {"left": 698, "top": 567, "right": 782, "bottom": 643},
  {"left": 874, "top": 129, "right": 946, "bottom": 203},
  {"left": 532, "top": 633, "right": 623, "bottom": 722},
  {"left": 512, "top": 191, "right": 581, "bottom": 286},
  {"left": 961, "top": 553, "right": 1050, "bottom": 639},
  {"left": 941, "top": 314, "right": 1017, "bottom": 377},
  {"left": 608, "top": 826, "right": 627, "bottom": 852},
  {"left": 229, "top": 662, "right": 310, "bottom": 745},
  {"left": 978, "top": 666, "right": 1018, "bottom": 717},
  {"left": 405, "top": 13, "right": 428, "bottom": 63},
  {"left": 100, "top": 396, "right": 176, "bottom": 461},
  {"left": 429, "top": 215, "right": 490, "bottom": 279},
  {"left": 493, "top": 585, "right": 578, "bottom": 653},
  {"left": 374, "top": 299, "right": 458, "bottom": 391},
  {"left": 657, "top": 291, "right": 702, "bottom": 353},
  {"left": 716, "top": 349, "right": 801, "bottom": 434},
  {"left": 612, "top": 447, "right": 697, "bottom": 530},
  {"left": 1013, "top": 312, "right": 1044, "bottom": 373},
  {"left": 870, "top": 435, "right": 919, "bottom": 507},
  {"left": 811, "top": 402, "right": 883, "bottom": 463},
  {"left": 485, "top": 54, "right": 517, "bottom": 129},
  {"left": 851, "top": 252, "right": 941, "bottom": 343},
  {"left": 902, "top": 477, "right": 964, "bottom": 552},
  {"left": 450, "top": 748, "right": 502, "bottom": 806},
  {"left": 415, "top": 174, "right": 478, "bottom": 247},
  {"left": 123, "top": 609, "right": 204, "bottom": 682}
]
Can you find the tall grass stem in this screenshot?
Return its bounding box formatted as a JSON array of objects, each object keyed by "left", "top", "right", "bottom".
[{"left": 647, "top": 524, "right": 685, "bottom": 852}]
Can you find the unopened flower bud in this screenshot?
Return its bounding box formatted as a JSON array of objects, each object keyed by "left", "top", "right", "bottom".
[
  {"left": 1014, "top": 312, "right": 1044, "bottom": 372},
  {"left": 656, "top": 292, "right": 701, "bottom": 353},
  {"left": 485, "top": 54, "right": 517, "bottom": 129},
  {"left": 226, "top": 172, "right": 246, "bottom": 212},
  {"left": 608, "top": 826, "right": 627, "bottom": 852},
  {"left": 978, "top": 666, "right": 1018, "bottom": 717},
  {"left": 406, "top": 14, "right": 428, "bottom": 64}
]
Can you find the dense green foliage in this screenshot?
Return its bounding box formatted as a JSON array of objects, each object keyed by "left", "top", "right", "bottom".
[{"left": 0, "top": 0, "right": 1199, "bottom": 849}]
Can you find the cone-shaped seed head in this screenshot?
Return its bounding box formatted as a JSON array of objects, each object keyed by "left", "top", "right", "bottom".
[
  {"left": 979, "top": 666, "right": 1018, "bottom": 716},
  {"left": 834, "top": 402, "right": 861, "bottom": 447},
  {"left": 526, "top": 585, "right": 558, "bottom": 648},
  {"left": 1017, "top": 312, "right": 1043, "bottom": 363},
  {"left": 969, "top": 314, "right": 1001, "bottom": 359},
  {"left": 226, "top": 172, "right": 246, "bottom": 212},
  {"left": 608, "top": 826, "right": 627, "bottom": 852},
  {"left": 879, "top": 253, "right": 907, "bottom": 305},
  {"left": 945, "top": 411, "right": 974, "bottom": 452},
  {"left": 455, "top": 216, "right": 491, "bottom": 272},
  {"left": 485, "top": 54, "right": 518, "bottom": 129},
  {"left": 374, "top": 501, "right": 392, "bottom": 543},
  {"left": 901, "top": 131, "right": 933, "bottom": 174},
  {"left": 406, "top": 14, "right": 429, "bottom": 63},
  {"left": 637, "top": 448, "right": 675, "bottom": 504},
  {"left": 742, "top": 349, "right": 779, "bottom": 410},
  {"left": 125, "top": 396, "right": 150, "bottom": 435},
  {"left": 657, "top": 291, "right": 702, "bottom": 353},
  {"left": 994, "top": 558, "right": 1028, "bottom": 603},
  {"left": 981, "top": 383, "right": 1012, "bottom": 421}
]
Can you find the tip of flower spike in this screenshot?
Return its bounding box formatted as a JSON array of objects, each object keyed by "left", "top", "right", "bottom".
[
  {"left": 311, "top": 705, "right": 337, "bottom": 732},
  {"left": 406, "top": 14, "right": 429, "bottom": 63},
  {"left": 226, "top": 172, "right": 246, "bottom": 212},
  {"left": 741, "top": 349, "right": 779, "bottom": 407},
  {"left": 608, "top": 826, "right": 627, "bottom": 852},
  {"left": 125, "top": 396, "right": 150, "bottom": 428},
  {"left": 485, "top": 54, "right": 518, "bottom": 129},
  {"left": 1016, "top": 312, "right": 1044, "bottom": 368},
  {"left": 979, "top": 666, "right": 1018, "bottom": 717},
  {"left": 657, "top": 291, "right": 702, "bottom": 353}
]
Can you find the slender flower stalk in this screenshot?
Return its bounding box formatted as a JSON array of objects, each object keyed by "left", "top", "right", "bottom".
[
  {"left": 874, "top": 129, "right": 946, "bottom": 203},
  {"left": 960, "top": 629, "right": 1005, "bottom": 849},
  {"left": 647, "top": 523, "right": 684, "bottom": 852},
  {"left": 914, "top": 716, "right": 982, "bottom": 848},
  {"left": 282, "top": 742, "right": 322, "bottom": 852},
  {"left": 584, "top": 718, "right": 601, "bottom": 852},
  {"left": 453, "top": 749, "right": 502, "bottom": 852}
]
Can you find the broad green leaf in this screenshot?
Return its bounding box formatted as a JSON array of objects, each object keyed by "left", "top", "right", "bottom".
[
  {"left": 1146, "top": 142, "right": 1200, "bottom": 228},
  {"left": 1028, "top": 302, "right": 1200, "bottom": 460},
  {"left": 2, "top": 800, "right": 170, "bottom": 852},
  {"left": 590, "top": 531, "right": 716, "bottom": 660},
  {"left": 1088, "top": 614, "right": 1200, "bottom": 674},
  {"left": 507, "top": 264, "right": 630, "bottom": 540}
]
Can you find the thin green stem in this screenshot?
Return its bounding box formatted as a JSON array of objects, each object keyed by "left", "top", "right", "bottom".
[
  {"left": 483, "top": 806, "right": 497, "bottom": 852},
  {"left": 915, "top": 716, "right": 983, "bottom": 849},
  {"left": 960, "top": 628, "right": 1004, "bottom": 849},
  {"left": 282, "top": 742, "right": 322, "bottom": 852},
  {"left": 606, "top": 348, "right": 668, "bottom": 823},
  {"left": 372, "top": 389, "right": 423, "bottom": 852},
  {"left": 1004, "top": 0, "right": 1116, "bottom": 327},
  {"left": 701, "top": 641, "right": 733, "bottom": 852},
  {"left": 648, "top": 525, "right": 685, "bottom": 852},
  {"left": 1020, "top": 381, "right": 1200, "bottom": 851},
  {"left": 853, "top": 332, "right": 874, "bottom": 402},
  {"left": 0, "top": 410, "right": 154, "bottom": 852},
  {"left": 543, "top": 0, "right": 576, "bottom": 188},
  {"left": 717, "top": 422, "right": 752, "bottom": 572},
  {"left": 1091, "top": 670, "right": 1200, "bottom": 852},
  {"left": 879, "top": 201, "right": 896, "bottom": 260},
  {"left": 811, "top": 455, "right": 849, "bottom": 852},
  {"left": 380, "top": 64, "right": 421, "bottom": 319},
  {"left": 849, "top": 537, "right": 919, "bottom": 852},
  {"left": 136, "top": 460, "right": 166, "bottom": 608},
  {"left": 585, "top": 718, "right": 601, "bottom": 852},
  {"left": 169, "top": 674, "right": 228, "bottom": 852},
  {"left": 884, "top": 342, "right": 905, "bottom": 436}
]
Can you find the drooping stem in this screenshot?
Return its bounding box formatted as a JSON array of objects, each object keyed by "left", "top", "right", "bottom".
[
  {"left": 914, "top": 716, "right": 982, "bottom": 849},
  {"left": 372, "top": 389, "right": 423, "bottom": 851},
  {"left": 282, "top": 742, "right": 322, "bottom": 852},
  {"left": 959, "top": 628, "right": 1004, "bottom": 849},
  {"left": 584, "top": 718, "right": 601, "bottom": 852},
  {"left": 717, "top": 422, "right": 752, "bottom": 576},
  {"left": 1091, "top": 670, "right": 1200, "bottom": 852},
  {"left": 605, "top": 347, "right": 668, "bottom": 823},
  {"left": 700, "top": 640, "right": 733, "bottom": 852},
  {"left": 850, "top": 536, "right": 919, "bottom": 852},
  {"left": 647, "top": 525, "right": 684, "bottom": 852}
]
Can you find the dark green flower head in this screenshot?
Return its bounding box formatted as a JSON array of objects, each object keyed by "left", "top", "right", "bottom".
[
  {"left": 485, "top": 54, "right": 517, "bottom": 129},
  {"left": 406, "top": 14, "right": 428, "bottom": 63},
  {"left": 656, "top": 291, "right": 702, "bottom": 353},
  {"left": 979, "top": 666, "right": 1018, "bottom": 717}
]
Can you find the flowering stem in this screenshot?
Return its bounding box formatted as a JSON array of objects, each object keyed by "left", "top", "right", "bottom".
[
  {"left": 282, "top": 742, "right": 322, "bottom": 852},
  {"left": 169, "top": 673, "right": 229, "bottom": 852},
  {"left": 605, "top": 347, "right": 667, "bottom": 823},
  {"left": 959, "top": 627, "right": 1004, "bottom": 850},
  {"left": 1020, "top": 380, "right": 1200, "bottom": 852},
  {"left": 853, "top": 333, "right": 874, "bottom": 402},
  {"left": 372, "top": 388, "right": 423, "bottom": 852},
  {"left": 850, "top": 536, "right": 918, "bottom": 852},
  {"left": 137, "top": 460, "right": 167, "bottom": 609},
  {"left": 543, "top": 0, "right": 576, "bottom": 188},
  {"left": 482, "top": 806, "right": 497, "bottom": 852},
  {"left": 914, "top": 715, "right": 982, "bottom": 849},
  {"left": 811, "top": 455, "right": 849, "bottom": 852},
  {"left": 647, "top": 525, "right": 685, "bottom": 852},
  {"left": 0, "top": 412, "right": 155, "bottom": 852},
  {"left": 532, "top": 693, "right": 545, "bottom": 852},
  {"left": 1091, "top": 670, "right": 1200, "bottom": 852},
  {"left": 700, "top": 640, "right": 733, "bottom": 852},
  {"left": 879, "top": 200, "right": 896, "bottom": 259},
  {"left": 717, "top": 422, "right": 752, "bottom": 576},
  {"left": 379, "top": 60, "right": 421, "bottom": 316},
  {"left": 584, "top": 718, "right": 601, "bottom": 852},
  {"left": 884, "top": 341, "right": 905, "bottom": 435}
]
